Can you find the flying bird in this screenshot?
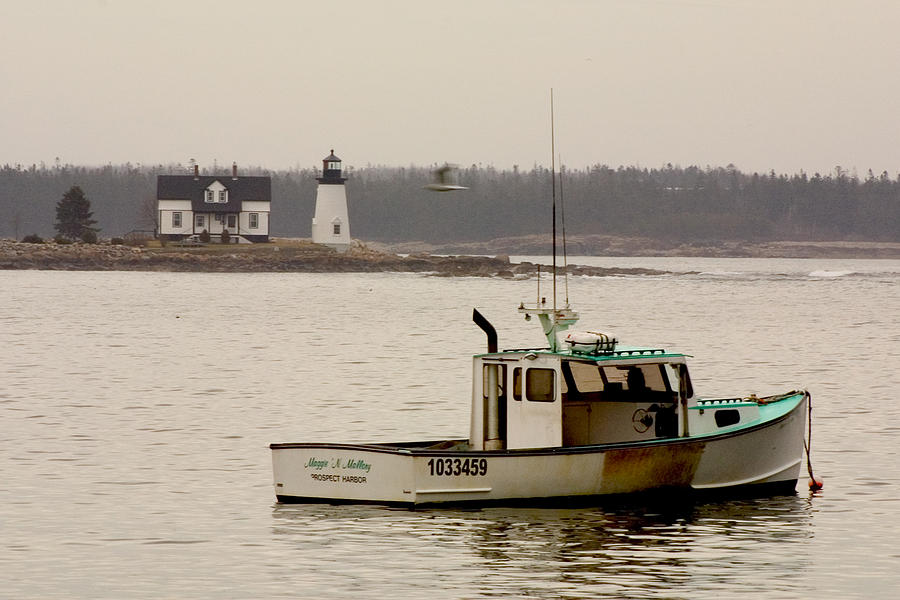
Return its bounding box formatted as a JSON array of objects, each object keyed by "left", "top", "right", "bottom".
[{"left": 424, "top": 164, "right": 468, "bottom": 192}]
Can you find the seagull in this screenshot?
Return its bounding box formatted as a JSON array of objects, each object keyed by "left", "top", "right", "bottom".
[{"left": 424, "top": 164, "right": 468, "bottom": 192}]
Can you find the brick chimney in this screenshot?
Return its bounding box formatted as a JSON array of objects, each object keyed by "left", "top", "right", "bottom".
[{"left": 232, "top": 162, "right": 238, "bottom": 180}]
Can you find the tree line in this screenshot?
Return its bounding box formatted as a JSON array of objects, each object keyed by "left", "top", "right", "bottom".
[{"left": 1, "top": 161, "right": 897, "bottom": 243}]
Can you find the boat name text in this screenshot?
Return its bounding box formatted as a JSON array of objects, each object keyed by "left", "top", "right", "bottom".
[{"left": 304, "top": 457, "right": 372, "bottom": 473}]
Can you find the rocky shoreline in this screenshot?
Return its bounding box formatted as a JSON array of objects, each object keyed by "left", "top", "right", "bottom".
[
  {"left": 0, "top": 239, "right": 668, "bottom": 277},
  {"left": 1, "top": 236, "right": 897, "bottom": 277}
]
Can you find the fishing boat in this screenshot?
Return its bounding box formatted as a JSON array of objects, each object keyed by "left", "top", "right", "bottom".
[
  {"left": 270, "top": 301, "right": 811, "bottom": 506},
  {"left": 269, "top": 93, "right": 815, "bottom": 507}
]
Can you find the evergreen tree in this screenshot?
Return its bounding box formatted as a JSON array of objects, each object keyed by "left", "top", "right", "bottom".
[{"left": 54, "top": 185, "right": 98, "bottom": 240}]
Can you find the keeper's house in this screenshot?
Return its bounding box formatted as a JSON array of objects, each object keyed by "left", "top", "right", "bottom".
[{"left": 157, "top": 164, "right": 271, "bottom": 243}]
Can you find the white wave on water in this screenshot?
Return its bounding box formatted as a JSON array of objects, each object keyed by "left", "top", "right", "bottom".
[
  {"left": 808, "top": 270, "right": 855, "bottom": 278},
  {"left": 697, "top": 270, "right": 746, "bottom": 277}
]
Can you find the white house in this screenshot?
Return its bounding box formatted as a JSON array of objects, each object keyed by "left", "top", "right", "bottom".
[
  {"left": 157, "top": 164, "right": 271, "bottom": 243},
  {"left": 311, "top": 150, "right": 351, "bottom": 252}
]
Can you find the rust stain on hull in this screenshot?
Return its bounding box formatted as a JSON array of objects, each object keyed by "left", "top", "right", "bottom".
[{"left": 601, "top": 442, "right": 706, "bottom": 494}]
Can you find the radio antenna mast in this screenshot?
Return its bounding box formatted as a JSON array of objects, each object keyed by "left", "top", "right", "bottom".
[
  {"left": 550, "top": 89, "right": 557, "bottom": 314},
  {"left": 559, "top": 158, "right": 569, "bottom": 305},
  {"left": 518, "top": 89, "right": 579, "bottom": 350}
]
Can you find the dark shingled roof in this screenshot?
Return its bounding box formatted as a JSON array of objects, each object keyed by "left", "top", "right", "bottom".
[{"left": 157, "top": 175, "right": 271, "bottom": 213}]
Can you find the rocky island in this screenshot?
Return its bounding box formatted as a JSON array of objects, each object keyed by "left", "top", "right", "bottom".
[
  {"left": 2, "top": 235, "right": 897, "bottom": 277},
  {"left": 0, "top": 238, "right": 671, "bottom": 278}
]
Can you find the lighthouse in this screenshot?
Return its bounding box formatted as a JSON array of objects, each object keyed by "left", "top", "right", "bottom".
[{"left": 311, "top": 150, "right": 351, "bottom": 252}]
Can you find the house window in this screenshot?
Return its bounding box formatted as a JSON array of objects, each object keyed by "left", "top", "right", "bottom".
[
  {"left": 249, "top": 213, "right": 259, "bottom": 229},
  {"left": 333, "top": 223, "right": 341, "bottom": 235},
  {"left": 205, "top": 190, "right": 214, "bottom": 203},
  {"left": 196, "top": 215, "right": 205, "bottom": 228},
  {"left": 227, "top": 214, "right": 236, "bottom": 228},
  {"left": 219, "top": 190, "right": 227, "bottom": 203},
  {"left": 172, "top": 212, "right": 182, "bottom": 228}
]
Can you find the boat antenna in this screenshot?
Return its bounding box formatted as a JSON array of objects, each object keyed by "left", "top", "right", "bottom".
[
  {"left": 518, "top": 89, "right": 579, "bottom": 350},
  {"left": 559, "top": 156, "right": 569, "bottom": 305},
  {"left": 550, "top": 88, "right": 557, "bottom": 314}
]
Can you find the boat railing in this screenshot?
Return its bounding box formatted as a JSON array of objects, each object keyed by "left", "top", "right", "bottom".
[
  {"left": 501, "top": 346, "right": 551, "bottom": 353},
  {"left": 498, "top": 347, "right": 671, "bottom": 357}
]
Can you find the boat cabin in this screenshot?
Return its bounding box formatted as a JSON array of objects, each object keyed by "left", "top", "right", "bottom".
[{"left": 470, "top": 349, "right": 693, "bottom": 451}]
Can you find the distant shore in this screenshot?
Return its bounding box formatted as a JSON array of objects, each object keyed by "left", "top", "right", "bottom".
[
  {"left": 1, "top": 236, "right": 897, "bottom": 277},
  {"left": 369, "top": 234, "right": 900, "bottom": 260}
]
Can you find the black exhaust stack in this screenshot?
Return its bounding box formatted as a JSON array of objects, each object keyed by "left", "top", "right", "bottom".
[{"left": 473, "top": 308, "right": 498, "bottom": 353}]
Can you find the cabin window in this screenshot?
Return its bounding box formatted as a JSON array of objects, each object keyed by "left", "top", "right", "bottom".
[
  {"left": 606, "top": 365, "right": 670, "bottom": 393},
  {"left": 333, "top": 223, "right": 341, "bottom": 235},
  {"left": 568, "top": 361, "right": 605, "bottom": 392},
  {"left": 172, "top": 212, "right": 182, "bottom": 228},
  {"left": 219, "top": 190, "right": 227, "bottom": 203},
  {"left": 249, "top": 213, "right": 259, "bottom": 229},
  {"left": 526, "top": 368, "right": 555, "bottom": 402},
  {"left": 512, "top": 367, "right": 522, "bottom": 401},
  {"left": 205, "top": 190, "right": 214, "bottom": 203},
  {"left": 195, "top": 214, "right": 205, "bottom": 228},
  {"left": 227, "top": 214, "right": 237, "bottom": 228},
  {"left": 715, "top": 409, "right": 740, "bottom": 427},
  {"left": 562, "top": 361, "right": 675, "bottom": 401}
]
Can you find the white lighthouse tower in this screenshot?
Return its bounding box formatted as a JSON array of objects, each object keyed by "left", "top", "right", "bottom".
[{"left": 311, "top": 149, "right": 351, "bottom": 252}]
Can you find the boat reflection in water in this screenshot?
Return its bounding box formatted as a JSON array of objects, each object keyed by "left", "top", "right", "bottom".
[{"left": 270, "top": 494, "right": 813, "bottom": 597}]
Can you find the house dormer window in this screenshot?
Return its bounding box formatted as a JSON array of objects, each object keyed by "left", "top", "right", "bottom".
[{"left": 205, "top": 181, "right": 228, "bottom": 203}]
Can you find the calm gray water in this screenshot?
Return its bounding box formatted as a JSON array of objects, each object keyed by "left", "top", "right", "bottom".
[{"left": 2, "top": 257, "right": 899, "bottom": 599}]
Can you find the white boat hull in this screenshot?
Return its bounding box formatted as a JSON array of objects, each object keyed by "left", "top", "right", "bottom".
[{"left": 271, "top": 394, "right": 807, "bottom": 506}]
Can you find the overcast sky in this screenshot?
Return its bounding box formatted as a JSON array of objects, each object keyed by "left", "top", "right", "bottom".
[{"left": 3, "top": 0, "right": 899, "bottom": 175}]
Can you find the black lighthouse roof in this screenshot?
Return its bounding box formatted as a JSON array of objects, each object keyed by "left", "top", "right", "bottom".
[{"left": 318, "top": 149, "right": 347, "bottom": 184}]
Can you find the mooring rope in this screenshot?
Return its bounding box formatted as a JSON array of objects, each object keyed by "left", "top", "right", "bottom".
[{"left": 803, "top": 390, "right": 823, "bottom": 491}]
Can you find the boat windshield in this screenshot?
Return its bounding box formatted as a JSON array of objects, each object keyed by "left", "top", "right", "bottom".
[{"left": 561, "top": 361, "right": 680, "bottom": 402}]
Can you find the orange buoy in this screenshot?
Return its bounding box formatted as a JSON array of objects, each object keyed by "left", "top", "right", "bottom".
[{"left": 808, "top": 477, "right": 824, "bottom": 491}]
